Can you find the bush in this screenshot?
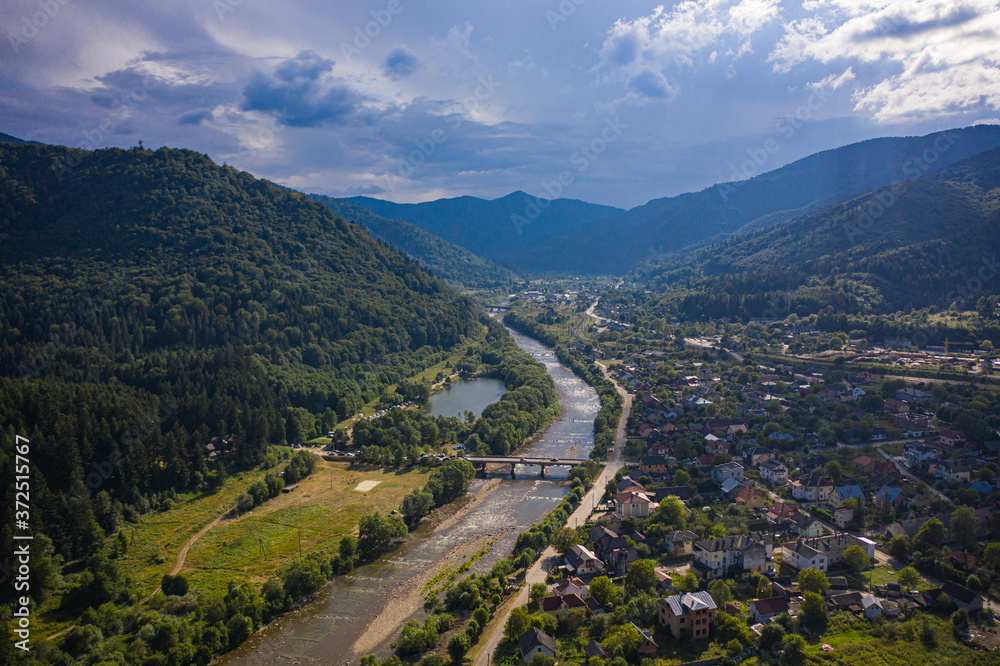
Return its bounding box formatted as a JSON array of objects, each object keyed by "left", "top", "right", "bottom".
[{"left": 161, "top": 573, "right": 189, "bottom": 597}]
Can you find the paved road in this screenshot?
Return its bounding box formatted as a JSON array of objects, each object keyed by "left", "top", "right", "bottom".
[{"left": 473, "top": 363, "right": 630, "bottom": 666}]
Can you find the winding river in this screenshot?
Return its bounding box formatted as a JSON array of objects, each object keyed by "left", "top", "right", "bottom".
[{"left": 217, "top": 326, "right": 600, "bottom": 665}]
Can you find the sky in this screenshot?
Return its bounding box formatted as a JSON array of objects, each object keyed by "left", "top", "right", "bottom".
[{"left": 2, "top": 0, "right": 1000, "bottom": 209}]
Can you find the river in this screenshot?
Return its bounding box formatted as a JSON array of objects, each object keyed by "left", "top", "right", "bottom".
[
  {"left": 422, "top": 377, "right": 506, "bottom": 418},
  {"left": 217, "top": 325, "right": 600, "bottom": 665}
]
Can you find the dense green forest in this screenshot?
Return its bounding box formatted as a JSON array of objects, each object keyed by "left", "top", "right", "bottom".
[
  {"left": 629, "top": 146, "right": 1000, "bottom": 325},
  {"left": 0, "top": 142, "right": 489, "bottom": 598},
  {"left": 309, "top": 194, "right": 521, "bottom": 289}
]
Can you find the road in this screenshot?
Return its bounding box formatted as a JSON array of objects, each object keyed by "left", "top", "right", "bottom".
[{"left": 473, "top": 361, "right": 630, "bottom": 666}]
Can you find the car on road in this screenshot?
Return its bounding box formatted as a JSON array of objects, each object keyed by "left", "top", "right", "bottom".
[{"left": 519, "top": 457, "right": 526, "bottom": 461}]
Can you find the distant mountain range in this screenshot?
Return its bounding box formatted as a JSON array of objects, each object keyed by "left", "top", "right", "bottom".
[
  {"left": 346, "top": 191, "right": 622, "bottom": 273},
  {"left": 643, "top": 145, "right": 1000, "bottom": 315},
  {"left": 309, "top": 194, "right": 520, "bottom": 289},
  {"left": 347, "top": 125, "right": 1000, "bottom": 276}
]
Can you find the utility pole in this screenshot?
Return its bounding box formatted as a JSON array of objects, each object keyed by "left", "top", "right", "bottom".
[{"left": 299, "top": 530, "right": 303, "bottom": 558}]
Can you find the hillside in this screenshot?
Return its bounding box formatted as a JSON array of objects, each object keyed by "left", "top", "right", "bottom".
[
  {"left": 0, "top": 131, "right": 34, "bottom": 143},
  {"left": 523, "top": 125, "right": 1000, "bottom": 274},
  {"left": 639, "top": 146, "right": 1000, "bottom": 318},
  {"left": 309, "top": 194, "right": 520, "bottom": 289},
  {"left": 0, "top": 142, "right": 483, "bottom": 568},
  {"left": 346, "top": 191, "right": 622, "bottom": 272}
]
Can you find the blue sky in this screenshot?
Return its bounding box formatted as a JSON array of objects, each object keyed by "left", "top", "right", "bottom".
[{"left": 2, "top": 0, "right": 999, "bottom": 208}]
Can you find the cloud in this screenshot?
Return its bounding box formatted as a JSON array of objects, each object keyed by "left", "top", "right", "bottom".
[
  {"left": 179, "top": 109, "right": 213, "bottom": 126},
  {"left": 810, "top": 67, "right": 856, "bottom": 91},
  {"left": 596, "top": 0, "right": 782, "bottom": 101},
  {"left": 381, "top": 45, "right": 423, "bottom": 80},
  {"left": 768, "top": 0, "right": 1000, "bottom": 122},
  {"left": 241, "top": 50, "right": 364, "bottom": 127}
]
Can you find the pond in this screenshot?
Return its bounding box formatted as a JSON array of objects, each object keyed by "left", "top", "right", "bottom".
[{"left": 421, "top": 377, "right": 506, "bottom": 418}]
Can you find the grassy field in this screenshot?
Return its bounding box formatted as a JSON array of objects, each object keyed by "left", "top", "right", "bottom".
[{"left": 178, "top": 459, "right": 429, "bottom": 594}]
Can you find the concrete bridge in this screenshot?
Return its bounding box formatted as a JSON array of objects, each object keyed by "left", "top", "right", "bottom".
[{"left": 465, "top": 456, "right": 598, "bottom": 478}]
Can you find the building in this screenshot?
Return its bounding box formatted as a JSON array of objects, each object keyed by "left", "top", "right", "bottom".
[
  {"left": 765, "top": 501, "right": 797, "bottom": 523},
  {"left": 615, "top": 490, "right": 656, "bottom": 517},
  {"left": 896, "top": 387, "right": 933, "bottom": 404},
  {"left": 905, "top": 443, "right": 937, "bottom": 467},
  {"left": 787, "top": 512, "right": 824, "bottom": 538},
  {"left": 658, "top": 592, "right": 717, "bottom": 639},
  {"left": 780, "top": 534, "right": 872, "bottom": 572},
  {"left": 519, "top": 627, "right": 558, "bottom": 661},
  {"left": 564, "top": 545, "right": 603, "bottom": 575},
  {"left": 540, "top": 593, "right": 589, "bottom": 614},
  {"left": 759, "top": 458, "right": 789, "bottom": 486},
  {"left": 640, "top": 455, "right": 669, "bottom": 475},
  {"left": 748, "top": 596, "right": 791, "bottom": 623},
  {"left": 693, "top": 535, "right": 768, "bottom": 579},
  {"left": 829, "top": 485, "right": 865, "bottom": 508},
  {"left": 551, "top": 577, "right": 590, "bottom": 600},
  {"left": 585, "top": 640, "right": 608, "bottom": 660},
  {"left": 704, "top": 434, "right": 729, "bottom": 455},
  {"left": 853, "top": 455, "right": 876, "bottom": 474},
  {"left": 712, "top": 461, "right": 745, "bottom": 484},
  {"left": 834, "top": 506, "right": 854, "bottom": 528},
  {"left": 743, "top": 446, "right": 776, "bottom": 468},
  {"left": 790, "top": 472, "right": 834, "bottom": 502},
  {"left": 873, "top": 485, "right": 908, "bottom": 513},
  {"left": 941, "top": 581, "right": 984, "bottom": 612},
  {"left": 936, "top": 458, "right": 973, "bottom": 483},
  {"left": 664, "top": 530, "right": 699, "bottom": 556},
  {"left": 632, "top": 623, "right": 659, "bottom": 658},
  {"left": 734, "top": 487, "right": 768, "bottom": 508},
  {"left": 939, "top": 429, "right": 968, "bottom": 448}
]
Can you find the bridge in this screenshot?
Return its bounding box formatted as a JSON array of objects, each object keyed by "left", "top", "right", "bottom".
[{"left": 465, "top": 456, "right": 598, "bottom": 478}]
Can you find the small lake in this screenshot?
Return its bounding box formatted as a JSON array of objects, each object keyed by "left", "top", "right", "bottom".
[{"left": 421, "top": 377, "right": 506, "bottom": 418}]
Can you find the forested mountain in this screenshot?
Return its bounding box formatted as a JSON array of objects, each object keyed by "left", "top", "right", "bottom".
[
  {"left": 0, "top": 132, "right": 34, "bottom": 143},
  {"left": 0, "top": 143, "right": 484, "bottom": 570},
  {"left": 520, "top": 125, "right": 1000, "bottom": 275},
  {"left": 309, "top": 194, "right": 520, "bottom": 289},
  {"left": 637, "top": 146, "right": 1000, "bottom": 319},
  {"left": 346, "top": 191, "right": 622, "bottom": 272}
]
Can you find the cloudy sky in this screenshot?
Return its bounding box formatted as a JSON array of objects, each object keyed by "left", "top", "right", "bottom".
[{"left": 2, "top": 0, "right": 999, "bottom": 208}]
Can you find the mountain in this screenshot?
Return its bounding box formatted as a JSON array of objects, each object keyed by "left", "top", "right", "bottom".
[
  {"left": 523, "top": 125, "right": 1000, "bottom": 275},
  {"left": 309, "top": 193, "right": 520, "bottom": 289},
  {"left": 346, "top": 191, "right": 623, "bottom": 272},
  {"left": 641, "top": 146, "right": 1000, "bottom": 318},
  {"left": 0, "top": 142, "right": 483, "bottom": 560},
  {"left": 0, "top": 131, "right": 37, "bottom": 143}
]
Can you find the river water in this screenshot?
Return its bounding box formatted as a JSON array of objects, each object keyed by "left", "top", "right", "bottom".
[
  {"left": 217, "top": 326, "right": 600, "bottom": 665},
  {"left": 422, "top": 377, "right": 506, "bottom": 418}
]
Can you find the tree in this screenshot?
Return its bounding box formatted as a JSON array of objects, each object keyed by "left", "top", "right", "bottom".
[
  {"left": 755, "top": 576, "right": 773, "bottom": 599},
  {"left": 888, "top": 535, "right": 909, "bottom": 561},
  {"left": 589, "top": 576, "right": 618, "bottom": 607},
  {"left": 624, "top": 559, "right": 658, "bottom": 594},
  {"left": 358, "top": 514, "right": 407, "bottom": 557},
  {"left": 825, "top": 460, "right": 843, "bottom": 483},
  {"left": 914, "top": 517, "right": 947, "bottom": 550},
  {"left": 673, "top": 572, "right": 699, "bottom": 593},
  {"left": 759, "top": 622, "right": 785, "bottom": 653},
  {"left": 797, "top": 568, "right": 829, "bottom": 595},
  {"left": 674, "top": 440, "right": 695, "bottom": 460},
  {"left": 898, "top": 566, "right": 921, "bottom": 591},
  {"left": 530, "top": 583, "right": 548, "bottom": 605},
  {"left": 779, "top": 634, "right": 806, "bottom": 665},
  {"left": 843, "top": 545, "right": 869, "bottom": 575},
  {"left": 549, "top": 527, "right": 579, "bottom": 555},
  {"left": 504, "top": 606, "right": 533, "bottom": 640},
  {"left": 447, "top": 632, "right": 471, "bottom": 662},
  {"left": 708, "top": 579, "right": 733, "bottom": 606},
  {"left": 950, "top": 506, "right": 978, "bottom": 551},
  {"left": 655, "top": 495, "right": 687, "bottom": 528},
  {"left": 601, "top": 624, "right": 643, "bottom": 660},
  {"left": 983, "top": 542, "right": 1000, "bottom": 569},
  {"left": 161, "top": 573, "right": 188, "bottom": 596},
  {"left": 800, "top": 592, "right": 827, "bottom": 627}
]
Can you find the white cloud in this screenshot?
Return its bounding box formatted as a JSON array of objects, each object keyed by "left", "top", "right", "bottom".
[
  {"left": 809, "top": 66, "right": 856, "bottom": 91},
  {"left": 596, "top": 0, "right": 782, "bottom": 101},
  {"left": 769, "top": 0, "right": 1000, "bottom": 122}
]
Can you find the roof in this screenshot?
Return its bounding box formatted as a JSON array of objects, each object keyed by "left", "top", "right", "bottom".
[
  {"left": 695, "top": 534, "right": 765, "bottom": 554},
  {"left": 518, "top": 627, "right": 558, "bottom": 656},
  {"left": 666, "top": 530, "right": 699, "bottom": 544},
  {"left": 641, "top": 454, "right": 667, "bottom": 466},
  {"left": 565, "top": 544, "right": 600, "bottom": 569},
  {"left": 970, "top": 479, "right": 993, "bottom": 494},
  {"left": 662, "top": 591, "right": 717, "bottom": 617},
  {"left": 833, "top": 485, "right": 865, "bottom": 501},
  {"left": 656, "top": 486, "right": 691, "bottom": 500},
  {"left": 875, "top": 485, "right": 905, "bottom": 503},
  {"left": 750, "top": 596, "right": 790, "bottom": 616},
  {"left": 720, "top": 478, "right": 744, "bottom": 494},
  {"left": 616, "top": 490, "right": 653, "bottom": 505},
  {"left": 714, "top": 461, "right": 744, "bottom": 471},
  {"left": 942, "top": 581, "right": 980, "bottom": 605},
  {"left": 788, "top": 512, "right": 820, "bottom": 528},
  {"left": 760, "top": 458, "right": 788, "bottom": 472},
  {"left": 540, "top": 593, "right": 587, "bottom": 612},
  {"left": 585, "top": 640, "right": 608, "bottom": 659},
  {"left": 853, "top": 455, "right": 875, "bottom": 467}
]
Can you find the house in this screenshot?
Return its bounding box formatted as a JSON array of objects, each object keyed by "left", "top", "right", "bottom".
[
  {"left": 615, "top": 490, "right": 656, "bottom": 517},
  {"left": 895, "top": 412, "right": 931, "bottom": 429},
  {"left": 939, "top": 429, "right": 968, "bottom": 448},
  {"left": 696, "top": 453, "right": 716, "bottom": 468},
  {"left": 693, "top": 535, "right": 768, "bottom": 579},
  {"left": 734, "top": 487, "right": 768, "bottom": 508},
  {"left": 897, "top": 387, "right": 933, "bottom": 404},
  {"left": 658, "top": 592, "right": 717, "bottom": 639},
  {"left": 608, "top": 547, "right": 639, "bottom": 574},
  {"left": 664, "top": 530, "right": 699, "bottom": 556},
  {"left": 648, "top": 442, "right": 671, "bottom": 456},
  {"left": 712, "top": 462, "right": 745, "bottom": 484},
  {"left": 861, "top": 594, "right": 883, "bottom": 619},
  {"left": 941, "top": 581, "right": 984, "bottom": 612},
  {"left": 759, "top": 458, "right": 789, "bottom": 486},
  {"left": 632, "top": 623, "right": 658, "bottom": 658},
  {"left": 871, "top": 427, "right": 887, "bottom": 441},
  {"left": 551, "top": 577, "right": 590, "bottom": 600},
  {"left": 905, "top": 443, "right": 937, "bottom": 467},
  {"left": 519, "top": 627, "right": 558, "bottom": 661},
  {"left": 834, "top": 506, "right": 854, "bottom": 528},
  {"left": 765, "top": 501, "right": 797, "bottom": 523},
  {"left": 950, "top": 551, "right": 978, "bottom": 571},
  {"left": 873, "top": 485, "right": 908, "bottom": 513},
  {"left": 720, "top": 477, "right": 746, "bottom": 496},
  {"left": 853, "top": 455, "right": 876, "bottom": 474},
  {"left": 829, "top": 485, "right": 865, "bottom": 508},
  {"left": 564, "top": 545, "right": 603, "bottom": 575},
  {"left": 584, "top": 640, "right": 608, "bottom": 660},
  {"left": 790, "top": 472, "right": 834, "bottom": 502},
  {"left": 656, "top": 486, "right": 691, "bottom": 502},
  {"left": 788, "top": 512, "right": 824, "bottom": 538},
  {"left": 780, "top": 534, "right": 871, "bottom": 572},
  {"left": 748, "top": 596, "right": 791, "bottom": 623},
  {"left": 768, "top": 432, "right": 795, "bottom": 443},
  {"left": 704, "top": 434, "right": 729, "bottom": 455},
  {"left": 705, "top": 418, "right": 748, "bottom": 436},
  {"left": 883, "top": 398, "right": 910, "bottom": 414},
  {"left": 743, "top": 446, "right": 776, "bottom": 468},
  {"left": 936, "top": 458, "right": 973, "bottom": 483},
  {"left": 540, "top": 593, "right": 589, "bottom": 614},
  {"left": 971, "top": 479, "right": 994, "bottom": 496},
  {"left": 640, "top": 455, "right": 669, "bottom": 475},
  {"left": 588, "top": 525, "right": 618, "bottom": 546}
]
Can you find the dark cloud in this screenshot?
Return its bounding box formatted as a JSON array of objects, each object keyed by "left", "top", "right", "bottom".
[
  {"left": 605, "top": 33, "right": 640, "bottom": 66},
  {"left": 241, "top": 51, "right": 362, "bottom": 127},
  {"left": 626, "top": 70, "right": 673, "bottom": 100},
  {"left": 381, "top": 46, "right": 423, "bottom": 80},
  {"left": 179, "top": 109, "right": 213, "bottom": 126}
]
